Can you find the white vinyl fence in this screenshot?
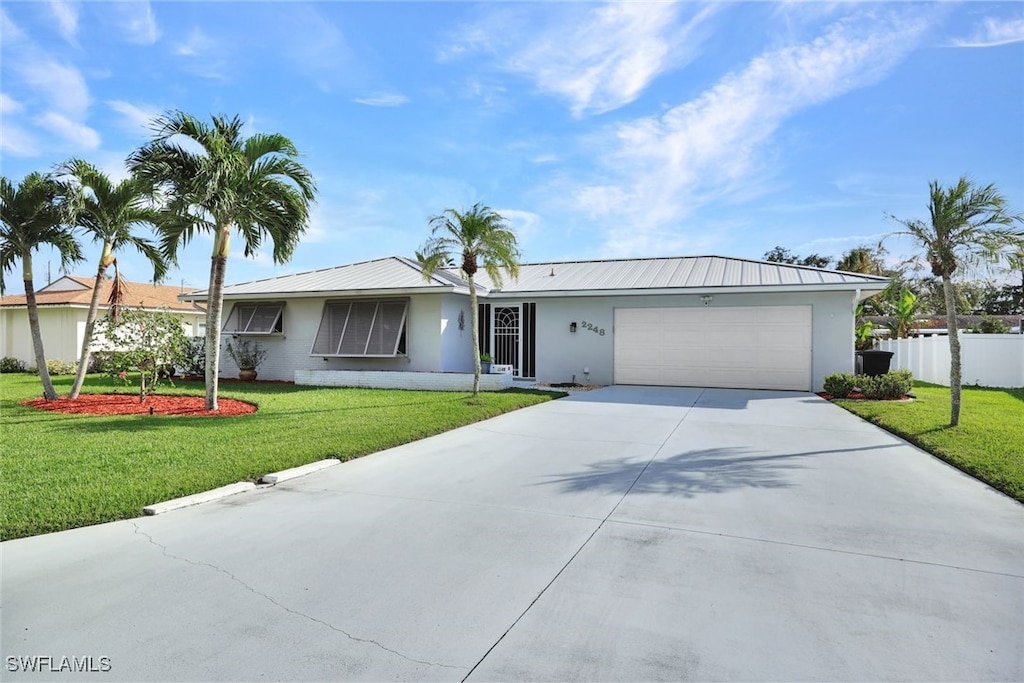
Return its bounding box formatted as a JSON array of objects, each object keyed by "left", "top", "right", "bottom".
[{"left": 877, "top": 334, "right": 1024, "bottom": 388}]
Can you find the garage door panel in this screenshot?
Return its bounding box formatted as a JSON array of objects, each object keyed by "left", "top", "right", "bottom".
[{"left": 614, "top": 306, "right": 811, "bottom": 391}]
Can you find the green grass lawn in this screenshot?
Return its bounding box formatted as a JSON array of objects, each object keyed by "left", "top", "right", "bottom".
[
  {"left": 838, "top": 382, "right": 1024, "bottom": 503},
  {"left": 0, "top": 373, "right": 563, "bottom": 540}
]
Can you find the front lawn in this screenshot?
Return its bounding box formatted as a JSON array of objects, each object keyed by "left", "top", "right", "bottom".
[
  {"left": 838, "top": 382, "right": 1024, "bottom": 503},
  {"left": 0, "top": 373, "right": 562, "bottom": 540}
]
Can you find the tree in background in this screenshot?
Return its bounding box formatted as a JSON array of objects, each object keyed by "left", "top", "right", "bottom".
[
  {"left": 835, "top": 244, "right": 889, "bottom": 275},
  {"left": 889, "top": 176, "right": 1023, "bottom": 426},
  {"left": 418, "top": 203, "right": 520, "bottom": 397},
  {"left": 762, "top": 246, "right": 830, "bottom": 268},
  {"left": 0, "top": 173, "right": 83, "bottom": 399},
  {"left": 58, "top": 159, "right": 167, "bottom": 399},
  {"left": 129, "top": 111, "right": 316, "bottom": 411}
]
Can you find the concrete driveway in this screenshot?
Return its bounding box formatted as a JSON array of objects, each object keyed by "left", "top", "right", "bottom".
[{"left": 2, "top": 386, "right": 1022, "bottom": 681}]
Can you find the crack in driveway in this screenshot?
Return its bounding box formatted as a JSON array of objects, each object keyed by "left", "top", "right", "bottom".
[{"left": 129, "top": 522, "right": 464, "bottom": 672}]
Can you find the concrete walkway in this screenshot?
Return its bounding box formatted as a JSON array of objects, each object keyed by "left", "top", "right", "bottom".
[{"left": 2, "top": 386, "right": 1022, "bottom": 681}]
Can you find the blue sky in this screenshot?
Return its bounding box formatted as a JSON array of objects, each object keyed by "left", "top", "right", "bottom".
[{"left": 2, "top": 1, "right": 1022, "bottom": 294}]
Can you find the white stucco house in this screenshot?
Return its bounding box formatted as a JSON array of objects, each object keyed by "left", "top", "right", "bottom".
[
  {"left": 182, "top": 255, "right": 889, "bottom": 393},
  {"left": 0, "top": 275, "right": 206, "bottom": 367}
]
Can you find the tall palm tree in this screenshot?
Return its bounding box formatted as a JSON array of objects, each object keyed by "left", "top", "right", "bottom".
[
  {"left": 59, "top": 159, "right": 168, "bottom": 399},
  {"left": 418, "top": 203, "right": 520, "bottom": 396},
  {"left": 0, "top": 173, "right": 83, "bottom": 399},
  {"left": 889, "top": 177, "right": 1023, "bottom": 426},
  {"left": 128, "top": 111, "right": 316, "bottom": 410}
]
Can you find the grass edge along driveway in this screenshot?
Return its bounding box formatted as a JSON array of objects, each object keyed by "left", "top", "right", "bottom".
[
  {"left": 0, "top": 373, "right": 563, "bottom": 540},
  {"left": 838, "top": 382, "right": 1023, "bottom": 504}
]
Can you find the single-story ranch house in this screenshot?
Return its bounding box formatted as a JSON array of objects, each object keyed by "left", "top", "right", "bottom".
[
  {"left": 1, "top": 276, "right": 206, "bottom": 368},
  {"left": 185, "top": 255, "right": 888, "bottom": 393}
]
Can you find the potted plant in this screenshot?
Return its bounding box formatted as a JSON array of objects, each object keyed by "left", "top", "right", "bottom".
[
  {"left": 479, "top": 353, "right": 493, "bottom": 374},
  {"left": 225, "top": 338, "right": 268, "bottom": 382}
]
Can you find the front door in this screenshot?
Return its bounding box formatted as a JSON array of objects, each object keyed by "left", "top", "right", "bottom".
[{"left": 492, "top": 305, "right": 521, "bottom": 376}]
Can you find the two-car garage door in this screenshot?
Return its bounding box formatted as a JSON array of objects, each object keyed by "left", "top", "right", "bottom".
[{"left": 614, "top": 306, "right": 812, "bottom": 391}]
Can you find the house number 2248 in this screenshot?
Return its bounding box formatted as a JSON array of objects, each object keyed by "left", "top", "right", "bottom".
[{"left": 580, "top": 321, "right": 605, "bottom": 336}]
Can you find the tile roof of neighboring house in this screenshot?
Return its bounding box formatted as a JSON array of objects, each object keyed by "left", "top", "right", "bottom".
[
  {"left": 0, "top": 276, "right": 202, "bottom": 313},
  {"left": 182, "top": 254, "right": 890, "bottom": 301},
  {"left": 183, "top": 256, "right": 474, "bottom": 300}
]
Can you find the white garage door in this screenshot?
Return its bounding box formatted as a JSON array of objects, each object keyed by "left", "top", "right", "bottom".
[{"left": 614, "top": 306, "right": 812, "bottom": 391}]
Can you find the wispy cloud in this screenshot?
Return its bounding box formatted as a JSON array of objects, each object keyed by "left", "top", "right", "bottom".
[
  {"left": 0, "top": 122, "right": 40, "bottom": 157},
  {"left": 513, "top": 3, "right": 716, "bottom": 117},
  {"left": 442, "top": 3, "right": 717, "bottom": 117},
  {"left": 353, "top": 92, "right": 410, "bottom": 107},
  {"left": 563, "top": 10, "right": 934, "bottom": 256},
  {"left": 116, "top": 0, "right": 160, "bottom": 45},
  {"left": 47, "top": 0, "right": 79, "bottom": 44},
  {"left": 953, "top": 15, "right": 1024, "bottom": 48},
  {"left": 16, "top": 59, "right": 91, "bottom": 117},
  {"left": 0, "top": 93, "right": 25, "bottom": 115},
  {"left": 36, "top": 111, "right": 100, "bottom": 150},
  {"left": 107, "top": 100, "right": 160, "bottom": 133},
  {"left": 174, "top": 27, "right": 213, "bottom": 57}
]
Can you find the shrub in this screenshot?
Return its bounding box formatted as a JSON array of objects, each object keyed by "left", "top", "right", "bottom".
[
  {"left": 856, "top": 369, "right": 913, "bottom": 400},
  {"left": 181, "top": 336, "right": 206, "bottom": 376},
  {"left": 45, "top": 358, "right": 77, "bottom": 375},
  {"left": 87, "top": 351, "right": 113, "bottom": 374},
  {"left": 0, "top": 357, "right": 27, "bottom": 373},
  {"left": 823, "top": 372, "right": 857, "bottom": 398},
  {"left": 968, "top": 316, "right": 1011, "bottom": 334}
]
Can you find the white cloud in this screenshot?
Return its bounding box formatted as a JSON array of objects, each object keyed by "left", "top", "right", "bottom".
[
  {"left": 353, "top": 92, "right": 410, "bottom": 107},
  {"left": 36, "top": 111, "right": 100, "bottom": 150},
  {"left": 499, "top": 208, "right": 542, "bottom": 244},
  {"left": 0, "top": 8, "right": 25, "bottom": 43},
  {"left": 116, "top": 0, "right": 160, "bottom": 45},
  {"left": 0, "top": 122, "right": 40, "bottom": 157},
  {"left": 107, "top": 100, "right": 160, "bottom": 133},
  {"left": 16, "top": 59, "right": 90, "bottom": 117},
  {"left": 0, "top": 93, "right": 24, "bottom": 115},
  {"left": 174, "top": 27, "right": 212, "bottom": 57},
  {"left": 565, "top": 10, "right": 934, "bottom": 256},
  {"left": 48, "top": 0, "right": 79, "bottom": 44},
  {"left": 507, "top": 3, "right": 716, "bottom": 117},
  {"left": 953, "top": 15, "right": 1024, "bottom": 48}
]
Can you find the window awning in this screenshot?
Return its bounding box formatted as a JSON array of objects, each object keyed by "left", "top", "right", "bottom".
[{"left": 311, "top": 299, "right": 408, "bottom": 357}]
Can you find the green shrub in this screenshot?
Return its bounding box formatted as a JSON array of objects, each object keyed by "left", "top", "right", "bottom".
[
  {"left": 823, "top": 372, "right": 857, "bottom": 398},
  {"left": 968, "top": 316, "right": 1011, "bottom": 334},
  {"left": 45, "top": 358, "right": 77, "bottom": 375},
  {"left": 856, "top": 369, "right": 912, "bottom": 400},
  {"left": 181, "top": 336, "right": 206, "bottom": 376},
  {"left": 0, "top": 356, "right": 27, "bottom": 373},
  {"left": 87, "top": 351, "right": 112, "bottom": 374}
]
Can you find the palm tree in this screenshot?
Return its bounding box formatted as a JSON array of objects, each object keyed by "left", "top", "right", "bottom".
[
  {"left": 128, "top": 111, "right": 316, "bottom": 410},
  {"left": 58, "top": 159, "right": 167, "bottom": 399},
  {"left": 889, "top": 177, "right": 1023, "bottom": 426},
  {"left": 0, "top": 172, "right": 83, "bottom": 399},
  {"left": 418, "top": 203, "right": 520, "bottom": 396}
]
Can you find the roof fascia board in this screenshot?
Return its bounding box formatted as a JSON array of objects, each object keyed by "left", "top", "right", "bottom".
[{"left": 181, "top": 285, "right": 458, "bottom": 302}]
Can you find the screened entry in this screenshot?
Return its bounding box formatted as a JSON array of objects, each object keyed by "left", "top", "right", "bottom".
[
  {"left": 311, "top": 299, "right": 408, "bottom": 357},
  {"left": 478, "top": 302, "right": 536, "bottom": 378}
]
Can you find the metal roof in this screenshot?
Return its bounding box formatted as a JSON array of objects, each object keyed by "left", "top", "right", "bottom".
[
  {"left": 467, "top": 256, "right": 889, "bottom": 293},
  {"left": 182, "top": 256, "right": 467, "bottom": 300},
  {"left": 183, "top": 254, "right": 889, "bottom": 302}
]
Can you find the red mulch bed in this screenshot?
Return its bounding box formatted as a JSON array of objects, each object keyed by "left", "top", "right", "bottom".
[{"left": 21, "top": 394, "right": 257, "bottom": 417}]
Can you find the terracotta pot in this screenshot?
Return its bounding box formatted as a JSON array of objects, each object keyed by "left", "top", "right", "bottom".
[{"left": 238, "top": 369, "right": 258, "bottom": 382}]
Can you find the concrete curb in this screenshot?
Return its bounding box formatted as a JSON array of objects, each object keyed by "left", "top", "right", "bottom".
[
  {"left": 143, "top": 482, "right": 256, "bottom": 516},
  {"left": 260, "top": 458, "right": 341, "bottom": 485}
]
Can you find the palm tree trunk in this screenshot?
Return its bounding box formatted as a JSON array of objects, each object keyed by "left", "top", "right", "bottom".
[
  {"left": 942, "top": 275, "right": 962, "bottom": 426},
  {"left": 204, "top": 254, "right": 227, "bottom": 411},
  {"left": 22, "top": 253, "right": 58, "bottom": 400},
  {"left": 69, "top": 247, "right": 113, "bottom": 399},
  {"left": 468, "top": 276, "right": 481, "bottom": 397}
]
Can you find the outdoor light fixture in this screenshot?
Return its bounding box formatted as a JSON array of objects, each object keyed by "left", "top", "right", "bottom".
[
  {"left": 700, "top": 295, "right": 712, "bottom": 306},
  {"left": 570, "top": 322, "right": 577, "bottom": 333}
]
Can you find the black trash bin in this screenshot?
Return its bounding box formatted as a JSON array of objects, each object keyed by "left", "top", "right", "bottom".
[{"left": 857, "top": 350, "right": 894, "bottom": 376}]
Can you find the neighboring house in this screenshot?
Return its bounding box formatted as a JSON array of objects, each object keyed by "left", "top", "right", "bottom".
[
  {"left": 182, "top": 255, "right": 889, "bottom": 392},
  {"left": 0, "top": 276, "right": 206, "bottom": 367},
  {"left": 865, "top": 315, "right": 1023, "bottom": 336}
]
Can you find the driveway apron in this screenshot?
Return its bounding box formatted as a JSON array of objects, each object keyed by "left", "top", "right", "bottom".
[{"left": 2, "top": 386, "right": 1022, "bottom": 681}]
